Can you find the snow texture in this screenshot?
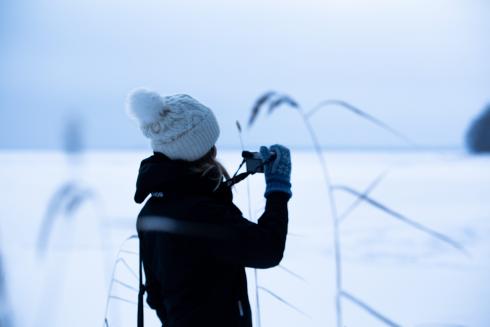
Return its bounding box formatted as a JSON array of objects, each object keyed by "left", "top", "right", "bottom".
[{"left": 0, "top": 150, "right": 489, "bottom": 327}]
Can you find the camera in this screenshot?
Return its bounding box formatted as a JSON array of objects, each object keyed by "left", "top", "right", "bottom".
[
  {"left": 242, "top": 150, "right": 276, "bottom": 174},
  {"left": 224, "top": 150, "right": 278, "bottom": 187}
]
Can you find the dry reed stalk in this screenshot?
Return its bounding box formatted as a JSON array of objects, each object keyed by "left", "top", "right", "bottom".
[
  {"left": 258, "top": 286, "right": 310, "bottom": 318},
  {"left": 247, "top": 90, "right": 468, "bottom": 327},
  {"left": 103, "top": 235, "right": 139, "bottom": 327},
  {"left": 236, "top": 120, "right": 262, "bottom": 327},
  {"left": 332, "top": 185, "right": 468, "bottom": 256}
]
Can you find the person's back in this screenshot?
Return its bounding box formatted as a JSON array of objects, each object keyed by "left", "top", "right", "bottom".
[{"left": 127, "top": 89, "right": 292, "bottom": 326}]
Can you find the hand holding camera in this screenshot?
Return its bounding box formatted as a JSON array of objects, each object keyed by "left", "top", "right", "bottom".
[
  {"left": 228, "top": 145, "right": 291, "bottom": 198},
  {"left": 259, "top": 144, "right": 292, "bottom": 198}
]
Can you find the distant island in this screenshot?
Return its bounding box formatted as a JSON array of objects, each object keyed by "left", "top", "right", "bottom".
[{"left": 466, "top": 104, "right": 490, "bottom": 153}]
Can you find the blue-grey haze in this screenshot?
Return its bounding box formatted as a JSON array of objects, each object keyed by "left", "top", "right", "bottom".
[{"left": 1, "top": 0, "right": 489, "bottom": 150}]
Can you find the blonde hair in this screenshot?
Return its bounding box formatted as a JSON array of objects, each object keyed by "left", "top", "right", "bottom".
[{"left": 189, "top": 146, "right": 230, "bottom": 191}]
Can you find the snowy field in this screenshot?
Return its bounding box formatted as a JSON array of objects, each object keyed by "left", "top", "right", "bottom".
[{"left": 1, "top": 150, "right": 489, "bottom": 327}]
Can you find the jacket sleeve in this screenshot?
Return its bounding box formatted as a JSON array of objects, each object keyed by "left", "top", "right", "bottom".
[{"left": 193, "top": 191, "right": 290, "bottom": 269}]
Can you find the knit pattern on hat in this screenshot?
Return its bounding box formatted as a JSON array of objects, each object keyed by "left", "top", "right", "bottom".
[{"left": 127, "top": 88, "right": 220, "bottom": 161}]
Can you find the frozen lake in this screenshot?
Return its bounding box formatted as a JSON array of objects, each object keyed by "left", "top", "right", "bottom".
[{"left": 1, "top": 150, "right": 489, "bottom": 327}]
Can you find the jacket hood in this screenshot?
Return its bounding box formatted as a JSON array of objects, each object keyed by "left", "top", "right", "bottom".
[{"left": 134, "top": 152, "right": 230, "bottom": 203}]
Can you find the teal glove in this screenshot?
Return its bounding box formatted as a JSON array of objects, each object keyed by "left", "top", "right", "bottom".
[{"left": 259, "top": 144, "right": 292, "bottom": 198}]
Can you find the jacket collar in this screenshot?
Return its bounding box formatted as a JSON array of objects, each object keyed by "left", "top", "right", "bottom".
[{"left": 134, "top": 152, "right": 231, "bottom": 203}]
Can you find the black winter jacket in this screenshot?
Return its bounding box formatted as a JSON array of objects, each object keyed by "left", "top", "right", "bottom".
[{"left": 134, "top": 153, "right": 289, "bottom": 327}]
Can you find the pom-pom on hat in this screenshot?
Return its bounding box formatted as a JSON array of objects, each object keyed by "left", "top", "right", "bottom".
[{"left": 127, "top": 88, "right": 220, "bottom": 161}]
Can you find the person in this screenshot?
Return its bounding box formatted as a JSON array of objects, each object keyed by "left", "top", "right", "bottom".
[{"left": 127, "top": 89, "right": 292, "bottom": 327}]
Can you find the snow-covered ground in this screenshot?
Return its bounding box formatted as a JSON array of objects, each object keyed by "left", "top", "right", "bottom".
[{"left": 1, "top": 150, "right": 489, "bottom": 327}]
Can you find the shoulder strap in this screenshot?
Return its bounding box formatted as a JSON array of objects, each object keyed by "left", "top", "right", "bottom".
[{"left": 137, "top": 237, "right": 146, "bottom": 327}]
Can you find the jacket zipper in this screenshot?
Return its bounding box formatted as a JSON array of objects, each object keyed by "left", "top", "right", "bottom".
[{"left": 237, "top": 300, "right": 244, "bottom": 317}]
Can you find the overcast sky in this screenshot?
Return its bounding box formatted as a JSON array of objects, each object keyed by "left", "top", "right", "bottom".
[{"left": 1, "top": 0, "right": 489, "bottom": 150}]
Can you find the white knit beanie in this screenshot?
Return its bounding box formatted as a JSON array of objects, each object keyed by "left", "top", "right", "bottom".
[{"left": 126, "top": 88, "right": 220, "bottom": 161}]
